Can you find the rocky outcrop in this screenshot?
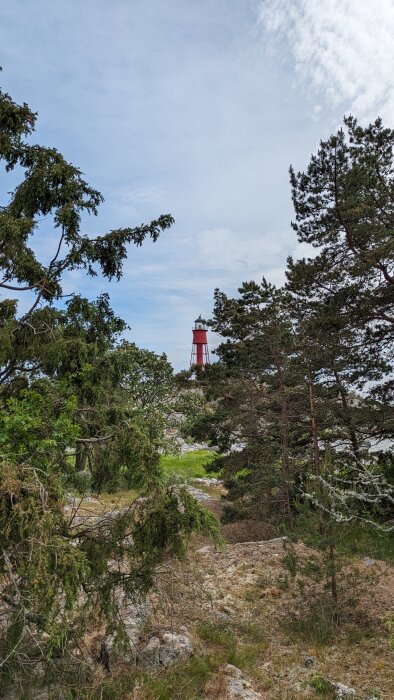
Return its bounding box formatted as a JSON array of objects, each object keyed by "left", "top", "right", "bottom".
[
  {"left": 331, "top": 682, "right": 357, "bottom": 698},
  {"left": 104, "top": 592, "right": 149, "bottom": 663},
  {"left": 137, "top": 631, "right": 193, "bottom": 669},
  {"left": 223, "top": 665, "right": 263, "bottom": 700}
]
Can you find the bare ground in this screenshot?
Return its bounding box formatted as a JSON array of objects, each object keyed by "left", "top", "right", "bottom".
[
  {"left": 148, "top": 537, "right": 394, "bottom": 699},
  {"left": 138, "top": 483, "right": 394, "bottom": 699}
]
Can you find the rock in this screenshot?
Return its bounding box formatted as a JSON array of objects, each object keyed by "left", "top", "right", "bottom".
[
  {"left": 105, "top": 593, "right": 148, "bottom": 662},
  {"left": 224, "top": 664, "right": 263, "bottom": 699},
  {"left": 304, "top": 656, "right": 316, "bottom": 668},
  {"left": 197, "top": 545, "right": 211, "bottom": 554},
  {"left": 362, "top": 557, "right": 376, "bottom": 566},
  {"left": 138, "top": 631, "right": 193, "bottom": 669},
  {"left": 120, "top": 595, "right": 149, "bottom": 648},
  {"left": 331, "top": 682, "right": 357, "bottom": 698},
  {"left": 193, "top": 477, "right": 221, "bottom": 486},
  {"left": 186, "top": 485, "right": 215, "bottom": 501},
  {"left": 142, "top": 635, "right": 161, "bottom": 653}
]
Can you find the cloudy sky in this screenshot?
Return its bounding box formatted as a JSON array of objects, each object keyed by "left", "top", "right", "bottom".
[{"left": 2, "top": 0, "right": 394, "bottom": 369}]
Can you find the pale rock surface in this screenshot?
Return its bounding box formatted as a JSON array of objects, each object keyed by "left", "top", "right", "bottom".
[
  {"left": 193, "top": 477, "right": 221, "bottom": 486},
  {"left": 186, "top": 485, "right": 214, "bottom": 502},
  {"left": 224, "top": 664, "right": 263, "bottom": 700},
  {"left": 138, "top": 631, "right": 193, "bottom": 669},
  {"left": 331, "top": 682, "right": 357, "bottom": 698},
  {"left": 105, "top": 592, "right": 148, "bottom": 662}
]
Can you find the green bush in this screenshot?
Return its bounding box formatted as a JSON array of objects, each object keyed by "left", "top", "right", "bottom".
[{"left": 309, "top": 675, "right": 334, "bottom": 696}]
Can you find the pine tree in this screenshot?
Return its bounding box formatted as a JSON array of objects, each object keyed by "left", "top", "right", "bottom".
[
  {"left": 192, "top": 279, "right": 311, "bottom": 525},
  {"left": 288, "top": 115, "right": 394, "bottom": 349}
]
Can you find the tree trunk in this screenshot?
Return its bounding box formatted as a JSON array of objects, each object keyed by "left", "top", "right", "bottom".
[
  {"left": 327, "top": 517, "right": 339, "bottom": 620},
  {"left": 332, "top": 368, "right": 360, "bottom": 461},
  {"left": 307, "top": 368, "right": 320, "bottom": 476},
  {"left": 75, "top": 441, "right": 88, "bottom": 472},
  {"left": 278, "top": 366, "right": 292, "bottom": 524}
]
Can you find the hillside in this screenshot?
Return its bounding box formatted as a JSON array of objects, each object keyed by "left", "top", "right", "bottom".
[{"left": 85, "top": 481, "right": 394, "bottom": 700}]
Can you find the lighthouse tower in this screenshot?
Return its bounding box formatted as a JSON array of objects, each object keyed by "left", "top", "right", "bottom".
[{"left": 190, "top": 315, "right": 210, "bottom": 368}]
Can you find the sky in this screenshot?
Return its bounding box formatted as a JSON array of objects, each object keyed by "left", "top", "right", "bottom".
[{"left": 1, "top": 0, "right": 394, "bottom": 369}]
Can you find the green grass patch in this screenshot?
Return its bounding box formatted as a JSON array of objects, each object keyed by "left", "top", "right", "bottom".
[
  {"left": 160, "top": 449, "right": 217, "bottom": 480},
  {"left": 91, "top": 656, "right": 214, "bottom": 700},
  {"left": 309, "top": 675, "right": 335, "bottom": 697},
  {"left": 196, "top": 620, "right": 264, "bottom": 674},
  {"left": 133, "top": 657, "right": 214, "bottom": 700},
  {"left": 197, "top": 620, "right": 236, "bottom": 653}
]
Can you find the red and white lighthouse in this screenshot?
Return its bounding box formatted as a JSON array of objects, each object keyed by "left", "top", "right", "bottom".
[{"left": 190, "top": 315, "right": 210, "bottom": 368}]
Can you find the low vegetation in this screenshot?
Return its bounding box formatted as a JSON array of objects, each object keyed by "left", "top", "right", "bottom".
[{"left": 160, "top": 449, "right": 217, "bottom": 480}]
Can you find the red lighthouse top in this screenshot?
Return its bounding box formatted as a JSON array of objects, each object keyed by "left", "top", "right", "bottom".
[{"left": 190, "top": 315, "right": 210, "bottom": 368}]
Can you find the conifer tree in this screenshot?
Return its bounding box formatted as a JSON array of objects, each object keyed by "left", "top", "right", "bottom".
[
  {"left": 0, "top": 84, "right": 217, "bottom": 692},
  {"left": 287, "top": 115, "right": 394, "bottom": 524},
  {"left": 192, "top": 279, "right": 310, "bottom": 524},
  {"left": 288, "top": 115, "right": 394, "bottom": 350}
]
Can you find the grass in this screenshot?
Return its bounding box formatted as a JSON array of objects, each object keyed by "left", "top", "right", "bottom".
[
  {"left": 283, "top": 597, "right": 338, "bottom": 647},
  {"left": 160, "top": 449, "right": 217, "bottom": 480},
  {"left": 130, "top": 657, "right": 214, "bottom": 700},
  {"left": 65, "top": 490, "right": 139, "bottom": 521},
  {"left": 196, "top": 619, "right": 267, "bottom": 676},
  {"left": 94, "top": 489, "right": 139, "bottom": 510},
  {"left": 59, "top": 657, "right": 214, "bottom": 700},
  {"left": 309, "top": 675, "right": 335, "bottom": 697}
]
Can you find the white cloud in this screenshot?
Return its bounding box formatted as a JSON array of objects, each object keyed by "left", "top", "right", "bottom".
[
  {"left": 115, "top": 185, "right": 170, "bottom": 213},
  {"left": 2, "top": 0, "right": 339, "bottom": 370},
  {"left": 124, "top": 226, "right": 291, "bottom": 291},
  {"left": 108, "top": 224, "right": 295, "bottom": 368},
  {"left": 259, "top": 0, "right": 394, "bottom": 121}
]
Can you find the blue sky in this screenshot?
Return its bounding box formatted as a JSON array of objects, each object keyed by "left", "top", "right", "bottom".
[{"left": 2, "top": 0, "right": 394, "bottom": 369}]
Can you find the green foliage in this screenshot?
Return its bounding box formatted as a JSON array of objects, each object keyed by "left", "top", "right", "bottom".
[
  {"left": 0, "top": 84, "right": 173, "bottom": 301},
  {"left": 288, "top": 115, "right": 394, "bottom": 349},
  {"left": 309, "top": 675, "right": 334, "bottom": 696},
  {"left": 0, "top": 83, "right": 222, "bottom": 695},
  {"left": 0, "top": 383, "right": 79, "bottom": 468},
  {"left": 335, "top": 521, "right": 394, "bottom": 563},
  {"left": 186, "top": 115, "right": 394, "bottom": 544},
  {"left": 282, "top": 551, "right": 298, "bottom": 578}
]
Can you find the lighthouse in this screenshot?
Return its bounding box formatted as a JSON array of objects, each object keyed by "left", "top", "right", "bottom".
[{"left": 190, "top": 315, "right": 210, "bottom": 368}]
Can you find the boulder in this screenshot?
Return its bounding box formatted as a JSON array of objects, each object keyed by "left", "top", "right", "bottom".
[
  {"left": 138, "top": 631, "right": 193, "bottom": 669},
  {"left": 105, "top": 593, "right": 149, "bottom": 663},
  {"left": 304, "top": 656, "right": 316, "bottom": 668},
  {"left": 331, "top": 682, "right": 357, "bottom": 698}
]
